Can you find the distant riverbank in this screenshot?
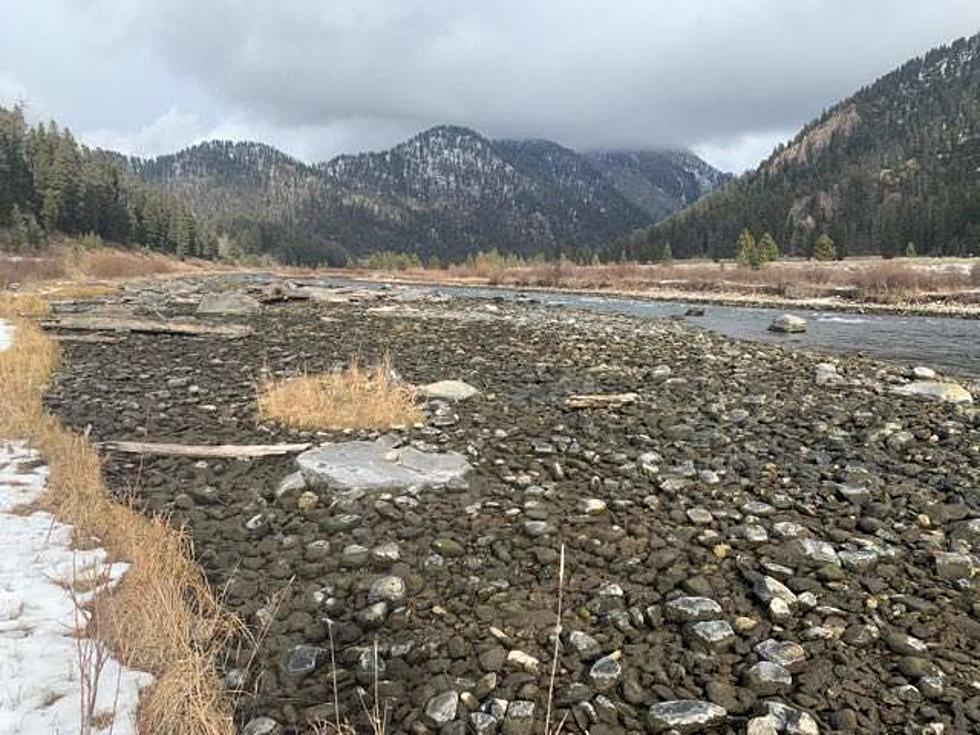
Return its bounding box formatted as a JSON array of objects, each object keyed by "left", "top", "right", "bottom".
[{"left": 317, "top": 259, "right": 980, "bottom": 319}]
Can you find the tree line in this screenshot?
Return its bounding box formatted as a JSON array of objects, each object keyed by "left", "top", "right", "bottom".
[{"left": 0, "top": 105, "right": 216, "bottom": 256}]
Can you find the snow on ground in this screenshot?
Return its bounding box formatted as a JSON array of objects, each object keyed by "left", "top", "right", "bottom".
[
  {"left": 0, "top": 319, "right": 153, "bottom": 734},
  {"left": 0, "top": 319, "right": 12, "bottom": 351}
]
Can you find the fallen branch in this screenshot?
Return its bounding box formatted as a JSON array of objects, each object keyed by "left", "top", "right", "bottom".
[
  {"left": 41, "top": 315, "right": 252, "bottom": 338},
  {"left": 99, "top": 441, "right": 311, "bottom": 458}
]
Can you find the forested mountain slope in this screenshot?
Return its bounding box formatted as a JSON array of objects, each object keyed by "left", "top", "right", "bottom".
[
  {"left": 642, "top": 32, "right": 980, "bottom": 260},
  {"left": 0, "top": 105, "right": 215, "bottom": 256},
  {"left": 130, "top": 126, "right": 727, "bottom": 263}
]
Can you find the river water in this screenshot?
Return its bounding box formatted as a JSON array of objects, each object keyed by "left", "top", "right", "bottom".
[
  {"left": 434, "top": 286, "right": 980, "bottom": 377},
  {"left": 250, "top": 274, "right": 980, "bottom": 377}
]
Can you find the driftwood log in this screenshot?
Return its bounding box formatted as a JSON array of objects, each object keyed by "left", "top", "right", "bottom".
[
  {"left": 41, "top": 315, "right": 252, "bottom": 338},
  {"left": 99, "top": 441, "right": 311, "bottom": 458}
]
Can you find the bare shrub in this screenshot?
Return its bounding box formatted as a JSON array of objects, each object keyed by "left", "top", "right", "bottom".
[
  {"left": 70, "top": 558, "right": 121, "bottom": 735},
  {"left": 257, "top": 356, "right": 422, "bottom": 431}
]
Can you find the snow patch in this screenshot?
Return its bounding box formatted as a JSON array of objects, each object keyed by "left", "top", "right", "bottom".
[{"left": 0, "top": 319, "right": 12, "bottom": 351}]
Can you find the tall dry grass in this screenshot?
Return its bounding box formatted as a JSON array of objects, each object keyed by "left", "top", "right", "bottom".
[
  {"left": 0, "top": 254, "right": 68, "bottom": 287},
  {"left": 0, "top": 241, "right": 219, "bottom": 290},
  {"left": 258, "top": 357, "right": 422, "bottom": 431},
  {"left": 0, "top": 291, "right": 50, "bottom": 317},
  {"left": 0, "top": 318, "right": 236, "bottom": 735}
]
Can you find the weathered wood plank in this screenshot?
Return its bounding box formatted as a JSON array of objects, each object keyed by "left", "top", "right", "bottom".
[
  {"left": 565, "top": 392, "right": 639, "bottom": 409},
  {"left": 41, "top": 315, "right": 252, "bottom": 338},
  {"left": 99, "top": 441, "right": 311, "bottom": 458}
]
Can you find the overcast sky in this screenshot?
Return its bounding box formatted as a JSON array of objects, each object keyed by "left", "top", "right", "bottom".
[{"left": 3, "top": 2, "right": 979, "bottom": 173}]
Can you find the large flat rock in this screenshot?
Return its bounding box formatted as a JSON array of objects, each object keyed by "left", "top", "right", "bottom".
[
  {"left": 419, "top": 380, "right": 481, "bottom": 401},
  {"left": 892, "top": 380, "right": 973, "bottom": 405},
  {"left": 297, "top": 437, "right": 471, "bottom": 493},
  {"left": 196, "top": 291, "right": 261, "bottom": 316}
]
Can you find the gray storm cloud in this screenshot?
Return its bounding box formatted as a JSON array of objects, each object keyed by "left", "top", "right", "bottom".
[{"left": 3, "top": 1, "right": 980, "bottom": 171}]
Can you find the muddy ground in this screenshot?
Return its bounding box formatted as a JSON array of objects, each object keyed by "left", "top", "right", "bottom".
[{"left": 44, "top": 281, "right": 980, "bottom": 734}]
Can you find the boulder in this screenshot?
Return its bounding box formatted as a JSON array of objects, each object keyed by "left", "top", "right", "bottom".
[
  {"left": 419, "top": 379, "right": 481, "bottom": 401},
  {"left": 296, "top": 436, "right": 471, "bottom": 493},
  {"left": 892, "top": 380, "right": 973, "bottom": 405},
  {"left": 196, "top": 291, "right": 260, "bottom": 316},
  {"left": 768, "top": 314, "right": 807, "bottom": 333}
]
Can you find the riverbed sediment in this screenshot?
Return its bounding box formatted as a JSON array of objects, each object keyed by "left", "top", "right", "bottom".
[{"left": 44, "top": 281, "right": 980, "bottom": 734}]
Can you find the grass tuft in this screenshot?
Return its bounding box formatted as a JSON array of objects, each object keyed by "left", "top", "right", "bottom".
[{"left": 257, "top": 356, "right": 422, "bottom": 431}]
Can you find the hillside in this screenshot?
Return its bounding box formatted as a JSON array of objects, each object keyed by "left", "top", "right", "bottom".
[
  {"left": 642, "top": 31, "right": 980, "bottom": 260},
  {"left": 130, "top": 126, "right": 727, "bottom": 263}
]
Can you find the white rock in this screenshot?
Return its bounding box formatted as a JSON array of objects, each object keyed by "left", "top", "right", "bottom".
[
  {"left": 893, "top": 381, "right": 973, "bottom": 405},
  {"left": 577, "top": 497, "right": 607, "bottom": 515},
  {"left": 768, "top": 314, "right": 807, "bottom": 333},
  {"left": 506, "top": 649, "right": 540, "bottom": 673},
  {"left": 647, "top": 700, "right": 727, "bottom": 732},
  {"left": 298, "top": 437, "right": 471, "bottom": 493},
  {"left": 419, "top": 380, "right": 481, "bottom": 401}
]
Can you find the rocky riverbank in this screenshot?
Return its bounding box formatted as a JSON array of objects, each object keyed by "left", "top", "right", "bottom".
[
  {"left": 325, "top": 270, "right": 980, "bottom": 320},
  {"left": 44, "top": 279, "right": 980, "bottom": 734}
]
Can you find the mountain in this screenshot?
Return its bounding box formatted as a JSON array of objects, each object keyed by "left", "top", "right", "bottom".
[
  {"left": 585, "top": 150, "right": 732, "bottom": 221},
  {"left": 642, "top": 32, "right": 980, "bottom": 260},
  {"left": 129, "top": 125, "right": 727, "bottom": 264},
  {"left": 133, "top": 140, "right": 319, "bottom": 225}
]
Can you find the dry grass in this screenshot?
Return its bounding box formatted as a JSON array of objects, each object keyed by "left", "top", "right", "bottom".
[
  {"left": 0, "top": 291, "right": 50, "bottom": 317},
  {"left": 68, "top": 248, "right": 184, "bottom": 280},
  {"left": 0, "top": 254, "right": 68, "bottom": 287},
  {"left": 0, "top": 319, "right": 236, "bottom": 735},
  {"left": 258, "top": 357, "right": 423, "bottom": 431},
  {"left": 1, "top": 239, "right": 220, "bottom": 291},
  {"left": 45, "top": 283, "right": 120, "bottom": 300}
]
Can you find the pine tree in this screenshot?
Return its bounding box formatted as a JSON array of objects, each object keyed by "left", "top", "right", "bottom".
[
  {"left": 652, "top": 240, "right": 673, "bottom": 263},
  {"left": 735, "top": 228, "right": 759, "bottom": 268},
  {"left": 813, "top": 234, "right": 836, "bottom": 261},
  {"left": 8, "top": 203, "right": 28, "bottom": 251},
  {"left": 757, "top": 232, "right": 779, "bottom": 264}
]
